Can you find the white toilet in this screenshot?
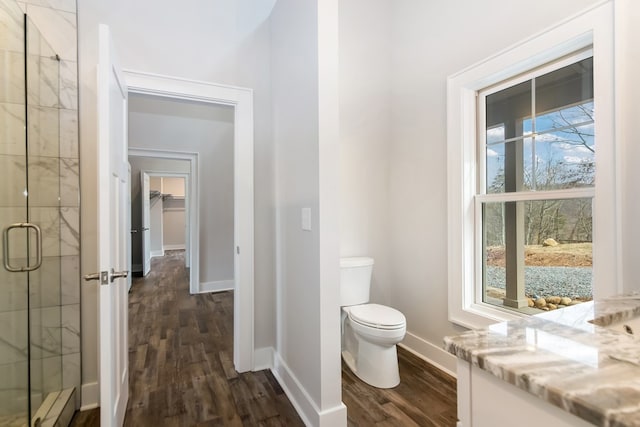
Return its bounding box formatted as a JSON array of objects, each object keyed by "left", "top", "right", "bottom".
[{"left": 340, "top": 257, "right": 406, "bottom": 388}]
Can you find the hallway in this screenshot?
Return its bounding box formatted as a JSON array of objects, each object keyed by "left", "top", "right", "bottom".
[{"left": 126, "top": 250, "right": 304, "bottom": 426}]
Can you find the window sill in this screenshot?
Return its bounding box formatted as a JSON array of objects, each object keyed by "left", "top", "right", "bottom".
[{"left": 449, "top": 301, "right": 532, "bottom": 330}]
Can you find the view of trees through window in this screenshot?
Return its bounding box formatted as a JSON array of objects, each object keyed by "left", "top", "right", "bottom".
[{"left": 480, "top": 56, "right": 594, "bottom": 312}]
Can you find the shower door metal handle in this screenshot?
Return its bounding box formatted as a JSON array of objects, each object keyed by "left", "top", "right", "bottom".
[{"left": 2, "top": 223, "right": 42, "bottom": 272}]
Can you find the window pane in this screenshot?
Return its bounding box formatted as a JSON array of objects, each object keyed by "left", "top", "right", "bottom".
[
  {"left": 486, "top": 81, "right": 532, "bottom": 136},
  {"left": 484, "top": 57, "right": 594, "bottom": 194},
  {"left": 537, "top": 101, "right": 594, "bottom": 132},
  {"left": 482, "top": 199, "right": 592, "bottom": 312},
  {"left": 486, "top": 137, "right": 533, "bottom": 194},
  {"left": 485, "top": 80, "right": 532, "bottom": 194},
  {"left": 486, "top": 124, "right": 505, "bottom": 144},
  {"left": 533, "top": 125, "right": 595, "bottom": 190},
  {"left": 535, "top": 57, "right": 593, "bottom": 131}
]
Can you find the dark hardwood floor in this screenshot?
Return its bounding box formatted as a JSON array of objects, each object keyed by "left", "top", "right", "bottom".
[
  {"left": 71, "top": 250, "right": 457, "bottom": 426},
  {"left": 343, "top": 347, "right": 457, "bottom": 426}
]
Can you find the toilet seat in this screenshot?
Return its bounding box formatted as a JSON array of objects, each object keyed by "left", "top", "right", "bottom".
[{"left": 347, "top": 303, "right": 405, "bottom": 330}]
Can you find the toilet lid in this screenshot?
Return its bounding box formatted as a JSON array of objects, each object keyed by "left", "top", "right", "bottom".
[{"left": 348, "top": 304, "right": 406, "bottom": 329}]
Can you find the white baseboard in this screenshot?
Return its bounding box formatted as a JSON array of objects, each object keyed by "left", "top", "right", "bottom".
[
  {"left": 80, "top": 381, "right": 99, "bottom": 411},
  {"left": 163, "top": 244, "right": 185, "bottom": 250},
  {"left": 150, "top": 249, "right": 164, "bottom": 258},
  {"left": 199, "top": 280, "right": 235, "bottom": 293},
  {"left": 131, "top": 263, "right": 142, "bottom": 273},
  {"left": 399, "top": 331, "right": 457, "bottom": 378},
  {"left": 253, "top": 347, "right": 274, "bottom": 371},
  {"left": 271, "top": 351, "right": 347, "bottom": 427},
  {"left": 318, "top": 403, "right": 348, "bottom": 427}
]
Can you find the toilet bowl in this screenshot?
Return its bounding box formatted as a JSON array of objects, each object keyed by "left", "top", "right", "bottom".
[{"left": 340, "top": 257, "right": 407, "bottom": 389}]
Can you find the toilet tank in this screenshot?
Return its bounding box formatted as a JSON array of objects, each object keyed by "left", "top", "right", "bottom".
[{"left": 340, "top": 257, "right": 374, "bottom": 306}]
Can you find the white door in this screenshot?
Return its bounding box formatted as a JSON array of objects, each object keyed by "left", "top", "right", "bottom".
[
  {"left": 127, "top": 163, "right": 132, "bottom": 292},
  {"left": 141, "top": 172, "right": 151, "bottom": 275},
  {"left": 96, "top": 24, "right": 129, "bottom": 426}
]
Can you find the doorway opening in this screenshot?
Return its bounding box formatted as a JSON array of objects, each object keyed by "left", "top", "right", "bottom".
[
  {"left": 127, "top": 151, "right": 196, "bottom": 292},
  {"left": 123, "top": 70, "right": 255, "bottom": 373}
]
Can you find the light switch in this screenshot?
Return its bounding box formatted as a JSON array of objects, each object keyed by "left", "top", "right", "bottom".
[{"left": 302, "top": 208, "right": 311, "bottom": 231}]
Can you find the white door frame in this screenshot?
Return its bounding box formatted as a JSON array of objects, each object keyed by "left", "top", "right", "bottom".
[
  {"left": 146, "top": 171, "right": 189, "bottom": 255},
  {"left": 129, "top": 149, "right": 198, "bottom": 293},
  {"left": 124, "top": 70, "right": 255, "bottom": 372},
  {"left": 142, "top": 170, "right": 191, "bottom": 263}
]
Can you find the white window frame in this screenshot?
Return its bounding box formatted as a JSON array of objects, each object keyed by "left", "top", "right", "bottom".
[{"left": 447, "top": 1, "right": 619, "bottom": 329}]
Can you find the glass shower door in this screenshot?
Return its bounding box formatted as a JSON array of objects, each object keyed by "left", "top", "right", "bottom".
[
  {"left": 0, "top": 1, "right": 65, "bottom": 425},
  {"left": 25, "top": 9, "right": 64, "bottom": 427},
  {"left": 0, "top": 0, "right": 32, "bottom": 425}
]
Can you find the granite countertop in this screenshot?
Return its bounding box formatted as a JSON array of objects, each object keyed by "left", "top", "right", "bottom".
[{"left": 444, "top": 293, "right": 640, "bottom": 427}]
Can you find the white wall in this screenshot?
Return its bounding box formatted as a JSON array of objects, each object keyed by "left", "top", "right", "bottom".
[
  {"left": 162, "top": 177, "right": 186, "bottom": 250},
  {"left": 271, "top": 0, "right": 345, "bottom": 425},
  {"left": 339, "top": 0, "right": 392, "bottom": 305},
  {"left": 163, "top": 208, "right": 186, "bottom": 249},
  {"left": 617, "top": 0, "right": 640, "bottom": 293},
  {"left": 386, "top": 0, "right": 605, "bottom": 370},
  {"left": 78, "top": 0, "right": 277, "bottom": 404},
  {"left": 163, "top": 177, "right": 185, "bottom": 197},
  {"left": 149, "top": 177, "right": 164, "bottom": 256},
  {"left": 128, "top": 94, "right": 234, "bottom": 283}
]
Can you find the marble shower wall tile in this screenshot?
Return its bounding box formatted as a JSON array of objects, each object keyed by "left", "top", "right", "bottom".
[
  {"left": 23, "top": 5, "right": 76, "bottom": 62},
  {"left": 28, "top": 356, "right": 43, "bottom": 407},
  {"left": 60, "top": 206, "right": 78, "bottom": 256},
  {"left": 0, "top": 154, "right": 27, "bottom": 207},
  {"left": 59, "top": 60, "right": 76, "bottom": 110},
  {"left": 0, "top": 266, "right": 27, "bottom": 313},
  {"left": 27, "top": 53, "right": 58, "bottom": 108},
  {"left": 30, "top": 305, "right": 61, "bottom": 360},
  {"left": 60, "top": 255, "right": 79, "bottom": 305},
  {"left": 27, "top": 106, "right": 59, "bottom": 157},
  {"left": 59, "top": 108, "right": 77, "bottom": 159},
  {"left": 29, "top": 256, "right": 61, "bottom": 309},
  {"left": 0, "top": 50, "right": 25, "bottom": 104},
  {"left": 61, "top": 303, "right": 79, "bottom": 354},
  {"left": 25, "top": 12, "right": 55, "bottom": 59},
  {"left": 60, "top": 157, "right": 78, "bottom": 206},
  {"left": 28, "top": 156, "right": 60, "bottom": 206},
  {"left": 0, "top": 360, "right": 28, "bottom": 415},
  {"left": 0, "top": 309, "right": 28, "bottom": 364},
  {"left": 0, "top": 103, "right": 26, "bottom": 156},
  {"left": 29, "top": 354, "right": 63, "bottom": 398},
  {"left": 41, "top": 355, "right": 62, "bottom": 394},
  {"left": 29, "top": 207, "right": 60, "bottom": 256},
  {"left": 0, "top": 0, "right": 25, "bottom": 52},
  {"left": 62, "top": 352, "right": 80, "bottom": 407},
  {"left": 22, "top": 0, "right": 75, "bottom": 13}
]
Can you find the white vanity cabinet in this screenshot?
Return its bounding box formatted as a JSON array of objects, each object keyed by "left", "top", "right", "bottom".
[{"left": 456, "top": 359, "right": 594, "bottom": 427}]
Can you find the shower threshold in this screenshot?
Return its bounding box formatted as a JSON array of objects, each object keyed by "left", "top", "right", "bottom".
[{"left": 31, "top": 388, "right": 76, "bottom": 427}]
